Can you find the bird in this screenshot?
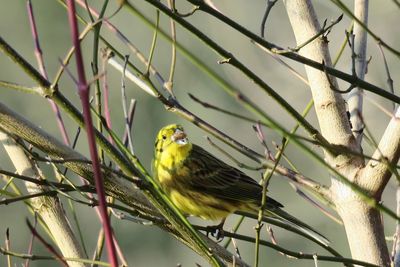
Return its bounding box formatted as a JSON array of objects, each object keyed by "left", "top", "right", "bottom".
[{"left": 152, "top": 124, "right": 328, "bottom": 244}]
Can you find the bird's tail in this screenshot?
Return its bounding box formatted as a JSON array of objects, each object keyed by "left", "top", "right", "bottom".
[
  {"left": 266, "top": 208, "right": 329, "bottom": 246},
  {"left": 237, "top": 207, "right": 329, "bottom": 246}
]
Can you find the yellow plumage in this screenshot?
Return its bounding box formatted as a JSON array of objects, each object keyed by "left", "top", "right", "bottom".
[
  {"left": 153, "top": 124, "right": 245, "bottom": 220},
  {"left": 152, "top": 124, "right": 328, "bottom": 244}
]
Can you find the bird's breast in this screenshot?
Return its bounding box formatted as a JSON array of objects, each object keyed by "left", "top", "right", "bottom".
[{"left": 155, "top": 144, "right": 192, "bottom": 184}]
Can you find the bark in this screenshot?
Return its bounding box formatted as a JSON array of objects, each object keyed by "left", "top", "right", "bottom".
[
  {"left": 284, "top": 0, "right": 390, "bottom": 266},
  {"left": 348, "top": 0, "right": 368, "bottom": 146},
  {"left": 0, "top": 132, "right": 86, "bottom": 267},
  {"left": 332, "top": 181, "right": 389, "bottom": 266},
  {"left": 0, "top": 101, "right": 246, "bottom": 267}
]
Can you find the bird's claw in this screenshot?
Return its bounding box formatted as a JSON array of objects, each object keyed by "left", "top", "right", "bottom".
[{"left": 205, "top": 224, "right": 225, "bottom": 241}]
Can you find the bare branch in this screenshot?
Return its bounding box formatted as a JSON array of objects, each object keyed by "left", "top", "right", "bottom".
[
  {"left": 0, "top": 131, "right": 85, "bottom": 267},
  {"left": 347, "top": 0, "right": 368, "bottom": 146},
  {"left": 360, "top": 109, "right": 400, "bottom": 196}
]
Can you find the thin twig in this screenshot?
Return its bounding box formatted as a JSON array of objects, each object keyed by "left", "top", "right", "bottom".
[
  {"left": 260, "top": 0, "right": 278, "bottom": 38},
  {"left": 123, "top": 99, "right": 137, "bottom": 148},
  {"left": 393, "top": 186, "right": 400, "bottom": 265},
  {"left": 92, "top": 228, "right": 105, "bottom": 267},
  {"left": 254, "top": 124, "right": 285, "bottom": 267},
  {"left": 206, "top": 137, "right": 263, "bottom": 171},
  {"left": 251, "top": 41, "right": 309, "bottom": 85},
  {"left": 0, "top": 247, "right": 111, "bottom": 266},
  {"left": 253, "top": 123, "right": 274, "bottom": 160},
  {"left": 65, "top": 1, "right": 118, "bottom": 266},
  {"left": 121, "top": 55, "right": 134, "bottom": 154},
  {"left": 189, "top": 93, "right": 270, "bottom": 127},
  {"left": 194, "top": 225, "right": 378, "bottom": 267},
  {"left": 174, "top": 0, "right": 400, "bottom": 104},
  {"left": 27, "top": 0, "right": 70, "bottom": 145},
  {"left": 166, "top": 0, "right": 177, "bottom": 98},
  {"left": 330, "top": 0, "right": 400, "bottom": 58},
  {"left": 223, "top": 216, "right": 245, "bottom": 249},
  {"left": 289, "top": 14, "right": 343, "bottom": 52},
  {"left": 52, "top": 20, "right": 101, "bottom": 86},
  {"left": 313, "top": 254, "right": 319, "bottom": 267},
  {"left": 24, "top": 212, "right": 38, "bottom": 267},
  {"left": 145, "top": 9, "right": 160, "bottom": 75},
  {"left": 171, "top": 0, "right": 199, "bottom": 17},
  {"left": 392, "top": 0, "right": 400, "bottom": 8},
  {"left": 5, "top": 228, "right": 11, "bottom": 267},
  {"left": 100, "top": 48, "right": 114, "bottom": 144},
  {"left": 377, "top": 43, "right": 395, "bottom": 111},
  {"left": 26, "top": 219, "right": 69, "bottom": 267}
]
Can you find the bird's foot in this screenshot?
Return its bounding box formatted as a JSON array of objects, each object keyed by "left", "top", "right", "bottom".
[{"left": 205, "top": 224, "right": 225, "bottom": 241}]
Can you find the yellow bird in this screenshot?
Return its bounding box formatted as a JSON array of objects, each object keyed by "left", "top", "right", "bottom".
[{"left": 153, "top": 124, "right": 327, "bottom": 243}]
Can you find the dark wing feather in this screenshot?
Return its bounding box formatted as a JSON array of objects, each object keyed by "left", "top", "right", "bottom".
[{"left": 183, "top": 144, "right": 283, "bottom": 209}]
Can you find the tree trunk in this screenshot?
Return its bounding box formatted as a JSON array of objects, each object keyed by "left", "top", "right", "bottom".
[
  {"left": 332, "top": 181, "right": 390, "bottom": 266},
  {"left": 284, "top": 0, "right": 391, "bottom": 265}
]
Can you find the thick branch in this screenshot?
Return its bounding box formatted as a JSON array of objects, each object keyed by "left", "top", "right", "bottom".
[
  {"left": 360, "top": 110, "right": 400, "bottom": 197},
  {"left": 284, "top": 0, "right": 356, "bottom": 155},
  {"left": 348, "top": 0, "right": 368, "bottom": 145},
  {"left": 0, "top": 101, "right": 246, "bottom": 267},
  {"left": 333, "top": 198, "right": 390, "bottom": 267},
  {"left": 0, "top": 132, "right": 85, "bottom": 267},
  {"left": 284, "top": 0, "right": 390, "bottom": 266}
]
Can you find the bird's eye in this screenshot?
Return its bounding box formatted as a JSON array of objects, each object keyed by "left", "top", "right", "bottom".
[{"left": 162, "top": 135, "right": 167, "bottom": 140}]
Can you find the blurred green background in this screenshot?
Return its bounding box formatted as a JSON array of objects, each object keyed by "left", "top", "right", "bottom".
[{"left": 0, "top": 0, "right": 399, "bottom": 266}]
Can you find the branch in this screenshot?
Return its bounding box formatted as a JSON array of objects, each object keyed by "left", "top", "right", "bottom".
[
  {"left": 281, "top": 1, "right": 391, "bottom": 266},
  {"left": 360, "top": 109, "right": 400, "bottom": 196},
  {"left": 0, "top": 247, "right": 110, "bottom": 266},
  {"left": 0, "top": 131, "right": 86, "bottom": 267},
  {"left": 330, "top": 0, "right": 400, "bottom": 59},
  {"left": 131, "top": 1, "right": 333, "bottom": 151},
  {"left": 27, "top": 0, "right": 70, "bottom": 146},
  {"left": 0, "top": 101, "right": 245, "bottom": 266},
  {"left": 284, "top": 0, "right": 358, "bottom": 156},
  {"left": 195, "top": 226, "right": 380, "bottom": 267},
  {"left": 347, "top": 0, "right": 368, "bottom": 146},
  {"left": 178, "top": 0, "right": 400, "bottom": 104},
  {"left": 65, "top": 1, "right": 118, "bottom": 266}
]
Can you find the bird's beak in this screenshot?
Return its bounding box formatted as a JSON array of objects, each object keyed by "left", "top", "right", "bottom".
[{"left": 171, "top": 129, "right": 188, "bottom": 145}]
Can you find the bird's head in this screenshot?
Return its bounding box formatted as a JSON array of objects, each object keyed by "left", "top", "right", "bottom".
[{"left": 154, "top": 124, "right": 190, "bottom": 155}]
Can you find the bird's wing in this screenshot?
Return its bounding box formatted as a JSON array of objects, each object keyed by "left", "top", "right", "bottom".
[
  {"left": 183, "top": 144, "right": 283, "bottom": 208},
  {"left": 184, "top": 145, "right": 331, "bottom": 244}
]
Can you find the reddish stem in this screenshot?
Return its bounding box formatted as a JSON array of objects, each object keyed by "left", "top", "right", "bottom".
[
  {"left": 66, "top": 1, "right": 118, "bottom": 266},
  {"left": 26, "top": 220, "right": 69, "bottom": 267},
  {"left": 26, "top": 0, "right": 70, "bottom": 146}
]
